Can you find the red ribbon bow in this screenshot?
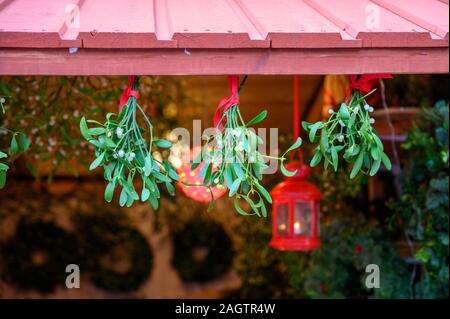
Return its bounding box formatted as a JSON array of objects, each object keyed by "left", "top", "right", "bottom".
[
  {"left": 214, "top": 75, "right": 240, "bottom": 129},
  {"left": 346, "top": 74, "right": 392, "bottom": 98},
  {"left": 119, "top": 76, "right": 139, "bottom": 111}
]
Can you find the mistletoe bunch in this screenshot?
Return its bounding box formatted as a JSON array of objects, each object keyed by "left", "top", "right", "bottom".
[
  {"left": 1, "top": 96, "right": 30, "bottom": 189},
  {"left": 303, "top": 90, "right": 391, "bottom": 179},
  {"left": 80, "top": 77, "right": 178, "bottom": 210},
  {"left": 191, "top": 76, "right": 302, "bottom": 216}
]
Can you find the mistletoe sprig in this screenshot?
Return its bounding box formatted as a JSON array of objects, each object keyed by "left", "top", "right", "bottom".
[
  {"left": 80, "top": 77, "right": 179, "bottom": 210},
  {"left": 191, "top": 76, "right": 302, "bottom": 217},
  {"left": 1, "top": 96, "right": 30, "bottom": 189},
  {"left": 302, "top": 90, "right": 391, "bottom": 179}
]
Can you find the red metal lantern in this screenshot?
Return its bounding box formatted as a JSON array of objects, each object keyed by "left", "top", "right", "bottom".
[
  {"left": 270, "top": 75, "right": 321, "bottom": 251},
  {"left": 270, "top": 162, "right": 321, "bottom": 251}
]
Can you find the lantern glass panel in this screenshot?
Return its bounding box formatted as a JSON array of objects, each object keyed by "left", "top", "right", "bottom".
[
  {"left": 276, "top": 203, "right": 289, "bottom": 235},
  {"left": 294, "top": 202, "right": 311, "bottom": 236}
]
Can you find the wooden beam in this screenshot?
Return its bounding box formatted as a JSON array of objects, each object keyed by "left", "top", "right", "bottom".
[{"left": 0, "top": 47, "right": 448, "bottom": 75}]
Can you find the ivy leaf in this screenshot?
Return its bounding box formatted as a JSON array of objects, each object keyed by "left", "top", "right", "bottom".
[
  {"left": 153, "top": 139, "right": 172, "bottom": 149},
  {"left": 246, "top": 110, "right": 268, "bottom": 126}
]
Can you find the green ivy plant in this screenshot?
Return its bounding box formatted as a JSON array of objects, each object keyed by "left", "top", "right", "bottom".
[
  {"left": 191, "top": 77, "right": 302, "bottom": 216},
  {"left": 302, "top": 90, "right": 391, "bottom": 179},
  {"left": 1, "top": 96, "right": 30, "bottom": 188},
  {"left": 80, "top": 77, "right": 179, "bottom": 210},
  {"left": 390, "top": 100, "right": 449, "bottom": 298}
]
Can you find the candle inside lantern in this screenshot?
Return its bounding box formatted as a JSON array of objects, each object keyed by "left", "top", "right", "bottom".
[
  {"left": 278, "top": 223, "right": 287, "bottom": 232},
  {"left": 293, "top": 221, "right": 302, "bottom": 235}
]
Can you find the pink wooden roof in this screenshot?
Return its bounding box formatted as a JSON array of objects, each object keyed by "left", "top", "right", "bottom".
[{"left": 0, "top": 0, "right": 448, "bottom": 75}]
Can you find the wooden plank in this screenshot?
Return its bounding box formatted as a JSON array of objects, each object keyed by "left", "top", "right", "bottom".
[
  {"left": 304, "top": 0, "right": 448, "bottom": 47},
  {"left": 0, "top": 0, "right": 82, "bottom": 47},
  {"left": 77, "top": 0, "right": 176, "bottom": 48},
  {"left": 0, "top": 47, "right": 447, "bottom": 75},
  {"left": 239, "top": 0, "right": 361, "bottom": 48},
  {"left": 371, "top": 0, "right": 448, "bottom": 39},
  {"left": 166, "top": 0, "right": 269, "bottom": 48}
]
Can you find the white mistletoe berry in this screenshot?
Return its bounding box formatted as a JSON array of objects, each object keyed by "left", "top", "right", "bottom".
[
  {"left": 338, "top": 135, "right": 344, "bottom": 143},
  {"left": 214, "top": 178, "right": 219, "bottom": 184},
  {"left": 328, "top": 108, "right": 334, "bottom": 114},
  {"left": 370, "top": 118, "right": 375, "bottom": 124},
  {"left": 364, "top": 104, "right": 370, "bottom": 111},
  {"left": 369, "top": 106, "right": 374, "bottom": 113},
  {"left": 0, "top": 98, "right": 5, "bottom": 104},
  {"left": 353, "top": 106, "right": 359, "bottom": 113},
  {"left": 116, "top": 127, "right": 124, "bottom": 138},
  {"left": 118, "top": 150, "right": 125, "bottom": 158}
]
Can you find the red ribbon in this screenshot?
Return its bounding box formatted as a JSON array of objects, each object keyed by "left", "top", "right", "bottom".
[
  {"left": 119, "top": 76, "right": 139, "bottom": 111},
  {"left": 346, "top": 74, "right": 392, "bottom": 98},
  {"left": 213, "top": 75, "right": 240, "bottom": 129}
]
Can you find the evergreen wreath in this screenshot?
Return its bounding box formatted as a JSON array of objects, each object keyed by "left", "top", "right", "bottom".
[
  {"left": 0, "top": 220, "right": 79, "bottom": 293},
  {"left": 171, "top": 219, "right": 234, "bottom": 283},
  {"left": 75, "top": 212, "right": 153, "bottom": 292}
]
